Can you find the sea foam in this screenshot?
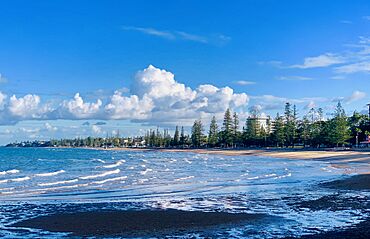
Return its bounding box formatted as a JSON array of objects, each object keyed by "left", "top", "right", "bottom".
[
  {"left": 102, "top": 160, "right": 126, "bottom": 168},
  {"left": 79, "top": 169, "right": 120, "bottom": 180},
  {"left": 35, "top": 170, "right": 65, "bottom": 177},
  {"left": 0, "top": 169, "right": 20, "bottom": 175}
]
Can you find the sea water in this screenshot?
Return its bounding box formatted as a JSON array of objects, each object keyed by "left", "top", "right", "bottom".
[{"left": 0, "top": 147, "right": 369, "bottom": 238}]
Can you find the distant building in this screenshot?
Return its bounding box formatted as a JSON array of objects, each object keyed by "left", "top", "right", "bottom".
[{"left": 246, "top": 116, "right": 272, "bottom": 132}]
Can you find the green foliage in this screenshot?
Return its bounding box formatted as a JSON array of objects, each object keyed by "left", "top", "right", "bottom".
[
  {"left": 208, "top": 116, "right": 219, "bottom": 147},
  {"left": 191, "top": 119, "right": 205, "bottom": 147}
]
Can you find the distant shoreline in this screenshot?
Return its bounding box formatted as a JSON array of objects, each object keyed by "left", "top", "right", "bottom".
[
  {"left": 7, "top": 146, "right": 370, "bottom": 164},
  {"left": 94, "top": 147, "right": 370, "bottom": 163}
]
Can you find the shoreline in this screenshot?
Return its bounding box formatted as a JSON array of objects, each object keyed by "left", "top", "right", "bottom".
[{"left": 85, "top": 146, "right": 370, "bottom": 164}]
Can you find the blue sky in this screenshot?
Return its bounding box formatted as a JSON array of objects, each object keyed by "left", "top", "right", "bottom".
[{"left": 0, "top": 0, "right": 370, "bottom": 144}]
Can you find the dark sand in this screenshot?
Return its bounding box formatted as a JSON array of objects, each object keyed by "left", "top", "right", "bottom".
[
  {"left": 12, "top": 209, "right": 266, "bottom": 237},
  {"left": 287, "top": 174, "right": 370, "bottom": 239},
  {"left": 286, "top": 218, "right": 370, "bottom": 239},
  {"left": 321, "top": 174, "right": 370, "bottom": 190}
]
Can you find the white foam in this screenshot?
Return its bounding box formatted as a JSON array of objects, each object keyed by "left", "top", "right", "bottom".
[
  {"left": 0, "top": 169, "right": 20, "bottom": 175},
  {"left": 138, "top": 178, "right": 149, "bottom": 183},
  {"left": 42, "top": 183, "right": 89, "bottom": 191},
  {"left": 102, "top": 160, "right": 126, "bottom": 168},
  {"left": 274, "top": 173, "right": 292, "bottom": 179},
  {"left": 140, "top": 168, "right": 153, "bottom": 175},
  {"left": 38, "top": 179, "right": 79, "bottom": 186},
  {"left": 0, "top": 176, "right": 31, "bottom": 184},
  {"left": 91, "top": 176, "right": 127, "bottom": 185},
  {"left": 79, "top": 169, "right": 120, "bottom": 180},
  {"left": 35, "top": 170, "right": 65, "bottom": 177},
  {"left": 0, "top": 187, "right": 15, "bottom": 191},
  {"left": 93, "top": 158, "right": 106, "bottom": 163},
  {"left": 175, "top": 176, "right": 194, "bottom": 181}
]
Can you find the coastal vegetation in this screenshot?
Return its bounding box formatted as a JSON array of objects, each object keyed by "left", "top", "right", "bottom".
[{"left": 6, "top": 102, "right": 370, "bottom": 149}]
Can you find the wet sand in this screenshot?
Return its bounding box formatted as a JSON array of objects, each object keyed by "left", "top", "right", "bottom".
[
  {"left": 101, "top": 147, "right": 370, "bottom": 164},
  {"left": 12, "top": 209, "right": 267, "bottom": 237},
  {"left": 321, "top": 173, "right": 370, "bottom": 190}
]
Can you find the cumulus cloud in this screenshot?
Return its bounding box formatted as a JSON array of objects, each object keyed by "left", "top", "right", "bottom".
[
  {"left": 290, "top": 53, "right": 345, "bottom": 69},
  {"left": 0, "top": 65, "right": 250, "bottom": 126},
  {"left": 105, "top": 92, "right": 154, "bottom": 120},
  {"left": 59, "top": 93, "right": 102, "bottom": 119}
]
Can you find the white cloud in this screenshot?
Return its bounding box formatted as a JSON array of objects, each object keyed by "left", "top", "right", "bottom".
[
  {"left": 122, "top": 26, "right": 230, "bottom": 45},
  {"left": 45, "top": 122, "right": 58, "bottom": 132},
  {"left": 122, "top": 26, "right": 175, "bottom": 39},
  {"left": 278, "top": 76, "right": 313, "bottom": 81},
  {"left": 233, "top": 80, "right": 256, "bottom": 85},
  {"left": 131, "top": 65, "right": 196, "bottom": 100},
  {"left": 60, "top": 93, "right": 102, "bottom": 119},
  {"left": 346, "top": 90, "right": 366, "bottom": 104},
  {"left": 363, "top": 16, "right": 370, "bottom": 21},
  {"left": 335, "top": 61, "right": 370, "bottom": 74},
  {"left": 91, "top": 125, "right": 102, "bottom": 134},
  {"left": 304, "top": 101, "right": 316, "bottom": 109},
  {"left": 8, "top": 94, "right": 47, "bottom": 119},
  {"left": 0, "top": 92, "right": 6, "bottom": 110},
  {"left": 105, "top": 92, "right": 153, "bottom": 120},
  {"left": 291, "top": 53, "right": 345, "bottom": 69}
]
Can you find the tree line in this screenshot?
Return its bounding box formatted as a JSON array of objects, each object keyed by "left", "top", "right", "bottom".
[
  {"left": 7, "top": 102, "right": 370, "bottom": 149},
  {"left": 144, "top": 102, "right": 370, "bottom": 148}
]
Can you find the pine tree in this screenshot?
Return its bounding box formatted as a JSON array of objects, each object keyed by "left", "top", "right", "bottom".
[
  {"left": 272, "top": 113, "right": 285, "bottom": 147},
  {"left": 179, "top": 126, "right": 185, "bottom": 147},
  {"left": 191, "top": 119, "right": 204, "bottom": 147},
  {"left": 244, "top": 117, "right": 260, "bottom": 146},
  {"left": 208, "top": 116, "right": 219, "bottom": 147},
  {"left": 222, "top": 108, "right": 233, "bottom": 147},
  {"left": 232, "top": 112, "right": 240, "bottom": 146},
  {"left": 173, "top": 126, "right": 180, "bottom": 146},
  {"left": 328, "top": 102, "right": 351, "bottom": 147}
]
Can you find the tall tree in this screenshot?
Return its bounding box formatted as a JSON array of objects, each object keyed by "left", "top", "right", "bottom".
[
  {"left": 179, "top": 126, "right": 185, "bottom": 147},
  {"left": 272, "top": 113, "right": 285, "bottom": 147},
  {"left": 284, "top": 102, "right": 295, "bottom": 147},
  {"left": 208, "top": 116, "right": 219, "bottom": 147},
  {"left": 191, "top": 119, "right": 204, "bottom": 147},
  {"left": 221, "top": 108, "right": 233, "bottom": 147},
  {"left": 173, "top": 126, "right": 180, "bottom": 146},
  {"left": 244, "top": 117, "right": 260, "bottom": 146},
  {"left": 327, "top": 102, "right": 351, "bottom": 147},
  {"left": 232, "top": 112, "right": 240, "bottom": 146}
]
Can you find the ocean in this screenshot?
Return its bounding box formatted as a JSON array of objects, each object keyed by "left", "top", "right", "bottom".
[{"left": 0, "top": 147, "right": 369, "bottom": 238}]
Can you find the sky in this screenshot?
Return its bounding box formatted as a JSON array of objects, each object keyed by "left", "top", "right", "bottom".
[{"left": 0, "top": 0, "right": 370, "bottom": 144}]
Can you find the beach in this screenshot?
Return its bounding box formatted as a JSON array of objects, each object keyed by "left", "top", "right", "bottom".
[{"left": 1, "top": 147, "right": 369, "bottom": 238}]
